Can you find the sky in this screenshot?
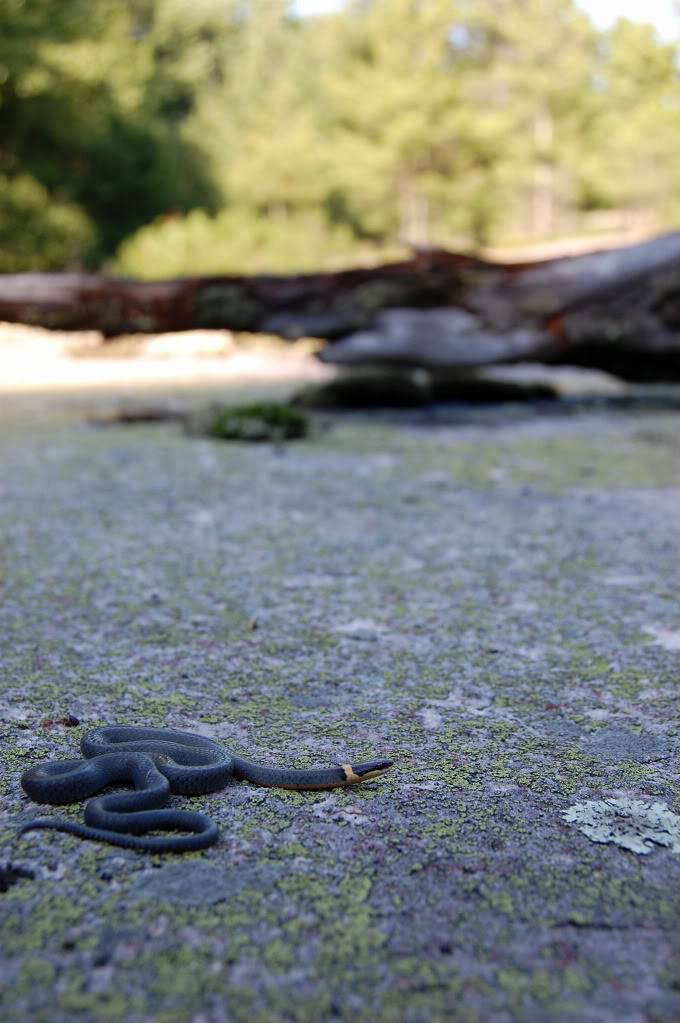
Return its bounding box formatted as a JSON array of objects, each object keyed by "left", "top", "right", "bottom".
[{"left": 294, "top": 0, "right": 680, "bottom": 40}]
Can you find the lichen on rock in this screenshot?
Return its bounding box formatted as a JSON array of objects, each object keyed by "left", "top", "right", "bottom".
[{"left": 563, "top": 798, "right": 680, "bottom": 855}]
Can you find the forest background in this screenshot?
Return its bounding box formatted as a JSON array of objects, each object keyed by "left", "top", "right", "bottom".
[{"left": 2, "top": 0, "right": 680, "bottom": 278}]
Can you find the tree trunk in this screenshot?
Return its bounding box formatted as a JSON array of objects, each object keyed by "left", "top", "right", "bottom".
[{"left": 2, "top": 232, "right": 680, "bottom": 381}]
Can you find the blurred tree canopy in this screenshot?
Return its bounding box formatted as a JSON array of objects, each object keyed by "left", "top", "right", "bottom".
[
  {"left": 0, "top": 0, "right": 218, "bottom": 269},
  {"left": 1, "top": 0, "right": 679, "bottom": 274}
]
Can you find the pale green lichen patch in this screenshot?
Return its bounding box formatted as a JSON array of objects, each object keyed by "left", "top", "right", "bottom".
[{"left": 564, "top": 799, "right": 680, "bottom": 855}]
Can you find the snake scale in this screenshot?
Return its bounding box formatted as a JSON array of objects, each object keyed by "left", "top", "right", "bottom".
[{"left": 19, "top": 726, "right": 393, "bottom": 852}]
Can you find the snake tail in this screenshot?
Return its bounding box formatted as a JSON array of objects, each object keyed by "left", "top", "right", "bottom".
[
  {"left": 232, "top": 756, "right": 394, "bottom": 790},
  {"left": 18, "top": 814, "right": 218, "bottom": 852}
]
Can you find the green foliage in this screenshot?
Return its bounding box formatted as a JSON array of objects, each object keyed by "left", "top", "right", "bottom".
[
  {"left": 191, "top": 402, "right": 310, "bottom": 442},
  {"left": 114, "top": 206, "right": 383, "bottom": 276},
  {"left": 592, "top": 20, "right": 680, "bottom": 219},
  {"left": 0, "top": 0, "right": 217, "bottom": 265},
  {"left": 3, "top": 0, "right": 680, "bottom": 272},
  {"left": 0, "top": 173, "right": 94, "bottom": 271}
]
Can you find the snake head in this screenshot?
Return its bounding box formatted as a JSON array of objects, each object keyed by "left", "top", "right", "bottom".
[{"left": 341, "top": 759, "right": 394, "bottom": 784}]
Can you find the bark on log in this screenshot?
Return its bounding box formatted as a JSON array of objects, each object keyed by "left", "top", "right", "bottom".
[
  {"left": 0, "top": 254, "right": 489, "bottom": 338},
  {"left": 319, "top": 233, "right": 680, "bottom": 381},
  {"left": 1, "top": 233, "right": 680, "bottom": 380}
]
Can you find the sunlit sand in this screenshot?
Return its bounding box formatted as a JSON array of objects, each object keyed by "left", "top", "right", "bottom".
[{"left": 0, "top": 322, "right": 334, "bottom": 395}]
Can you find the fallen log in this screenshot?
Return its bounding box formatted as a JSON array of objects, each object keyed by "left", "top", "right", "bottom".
[
  {"left": 1, "top": 233, "right": 680, "bottom": 380},
  {"left": 319, "top": 233, "right": 680, "bottom": 381},
  {"left": 0, "top": 253, "right": 491, "bottom": 338}
]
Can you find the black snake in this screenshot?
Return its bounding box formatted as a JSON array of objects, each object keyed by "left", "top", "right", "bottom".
[{"left": 19, "top": 725, "right": 393, "bottom": 852}]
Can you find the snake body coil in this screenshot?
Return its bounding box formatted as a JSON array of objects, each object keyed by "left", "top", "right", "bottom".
[{"left": 19, "top": 726, "right": 393, "bottom": 852}]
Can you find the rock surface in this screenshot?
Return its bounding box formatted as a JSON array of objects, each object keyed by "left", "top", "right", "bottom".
[{"left": 1, "top": 384, "right": 679, "bottom": 1023}]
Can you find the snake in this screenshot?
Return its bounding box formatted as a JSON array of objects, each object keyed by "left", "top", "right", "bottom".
[{"left": 18, "top": 725, "right": 393, "bottom": 853}]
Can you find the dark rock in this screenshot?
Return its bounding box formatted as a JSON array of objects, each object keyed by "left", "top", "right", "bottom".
[
  {"left": 540, "top": 719, "right": 583, "bottom": 740},
  {"left": 578, "top": 728, "right": 677, "bottom": 764},
  {"left": 645, "top": 992, "right": 680, "bottom": 1023},
  {"left": 295, "top": 368, "right": 558, "bottom": 409},
  {"left": 0, "top": 862, "right": 34, "bottom": 893},
  {"left": 129, "top": 861, "right": 285, "bottom": 906},
  {"left": 294, "top": 371, "right": 430, "bottom": 408},
  {"left": 430, "top": 374, "right": 558, "bottom": 403}
]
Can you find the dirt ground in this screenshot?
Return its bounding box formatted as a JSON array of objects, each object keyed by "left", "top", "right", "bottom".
[{"left": 1, "top": 339, "right": 679, "bottom": 1023}]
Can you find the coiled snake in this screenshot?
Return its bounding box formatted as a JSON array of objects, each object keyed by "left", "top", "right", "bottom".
[{"left": 19, "top": 725, "right": 393, "bottom": 853}]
